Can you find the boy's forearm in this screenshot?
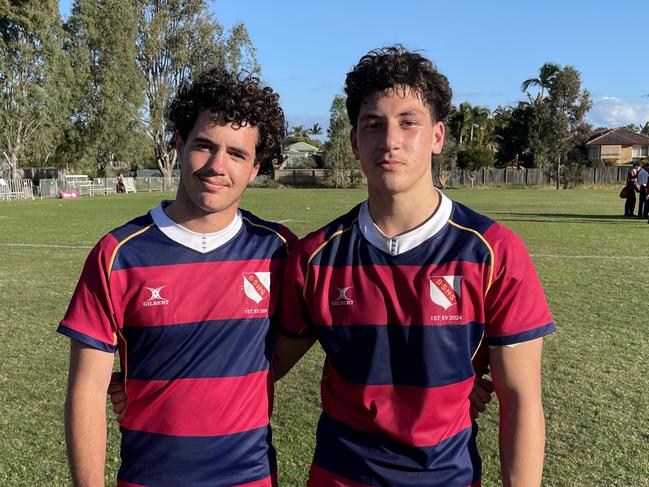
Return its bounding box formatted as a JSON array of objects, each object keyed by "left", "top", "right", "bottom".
[
  {"left": 65, "top": 390, "right": 108, "bottom": 487},
  {"left": 490, "top": 338, "right": 546, "bottom": 487},
  {"left": 498, "top": 395, "right": 545, "bottom": 487},
  {"left": 64, "top": 341, "right": 114, "bottom": 486}
]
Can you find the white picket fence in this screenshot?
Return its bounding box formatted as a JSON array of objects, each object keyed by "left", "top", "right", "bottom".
[{"left": 0, "top": 178, "right": 34, "bottom": 201}]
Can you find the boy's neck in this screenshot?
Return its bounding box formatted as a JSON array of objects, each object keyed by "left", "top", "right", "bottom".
[
  {"left": 164, "top": 198, "right": 238, "bottom": 234},
  {"left": 367, "top": 187, "right": 440, "bottom": 237}
]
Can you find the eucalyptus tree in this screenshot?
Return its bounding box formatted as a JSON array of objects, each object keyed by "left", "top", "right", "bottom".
[
  {"left": 0, "top": 0, "right": 71, "bottom": 178},
  {"left": 135, "top": 0, "right": 258, "bottom": 179},
  {"left": 537, "top": 65, "right": 592, "bottom": 185},
  {"left": 65, "top": 0, "right": 145, "bottom": 176},
  {"left": 323, "top": 94, "right": 358, "bottom": 187}
]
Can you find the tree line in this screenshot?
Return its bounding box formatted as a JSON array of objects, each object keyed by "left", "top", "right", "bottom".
[
  {"left": 0, "top": 0, "right": 257, "bottom": 180},
  {"left": 318, "top": 62, "right": 649, "bottom": 188},
  {"left": 3, "top": 4, "right": 647, "bottom": 186}
]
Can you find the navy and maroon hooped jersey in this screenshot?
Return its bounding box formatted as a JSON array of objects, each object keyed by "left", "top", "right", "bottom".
[
  {"left": 279, "top": 193, "right": 555, "bottom": 487},
  {"left": 58, "top": 205, "right": 296, "bottom": 487}
]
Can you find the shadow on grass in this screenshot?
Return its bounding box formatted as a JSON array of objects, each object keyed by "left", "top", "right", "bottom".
[{"left": 490, "top": 213, "right": 648, "bottom": 224}]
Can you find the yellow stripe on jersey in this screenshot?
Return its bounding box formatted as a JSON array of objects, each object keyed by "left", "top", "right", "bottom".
[
  {"left": 303, "top": 219, "right": 358, "bottom": 298},
  {"left": 448, "top": 220, "right": 495, "bottom": 295},
  {"left": 241, "top": 216, "right": 289, "bottom": 253},
  {"left": 116, "top": 328, "right": 129, "bottom": 401},
  {"left": 107, "top": 223, "right": 155, "bottom": 281}
]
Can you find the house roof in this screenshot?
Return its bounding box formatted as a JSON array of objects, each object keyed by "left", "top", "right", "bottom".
[
  {"left": 585, "top": 127, "right": 649, "bottom": 146},
  {"left": 285, "top": 141, "right": 319, "bottom": 153}
]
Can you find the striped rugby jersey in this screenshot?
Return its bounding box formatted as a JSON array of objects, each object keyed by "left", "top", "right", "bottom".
[
  {"left": 279, "top": 191, "right": 555, "bottom": 487},
  {"left": 58, "top": 203, "right": 296, "bottom": 487}
]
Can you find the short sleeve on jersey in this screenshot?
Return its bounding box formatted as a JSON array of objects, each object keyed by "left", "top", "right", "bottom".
[
  {"left": 483, "top": 225, "right": 555, "bottom": 346},
  {"left": 277, "top": 242, "right": 315, "bottom": 338},
  {"left": 57, "top": 237, "right": 119, "bottom": 353}
]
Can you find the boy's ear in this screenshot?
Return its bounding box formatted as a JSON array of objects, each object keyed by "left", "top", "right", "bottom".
[
  {"left": 174, "top": 131, "right": 184, "bottom": 153},
  {"left": 431, "top": 121, "right": 445, "bottom": 156},
  {"left": 350, "top": 129, "right": 360, "bottom": 160}
]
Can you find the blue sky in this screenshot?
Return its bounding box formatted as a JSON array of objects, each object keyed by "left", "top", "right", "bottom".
[{"left": 60, "top": 0, "right": 649, "bottom": 132}]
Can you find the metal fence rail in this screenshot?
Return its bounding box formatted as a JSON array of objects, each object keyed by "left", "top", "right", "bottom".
[
  {"left": 1, "top": 166, "right": 635, "bottom": 202},
  {"left": 35, "top": 177, "right": 178, "bottom": 198},
  {"left": 276, "top": 166, "right": 632, "bottom": 188},
  {"left": 0, "top": 178, "right": 34, "bottom": 201},
  {"left": 135, "top": 177, "right": 179, "bottom": 192}
]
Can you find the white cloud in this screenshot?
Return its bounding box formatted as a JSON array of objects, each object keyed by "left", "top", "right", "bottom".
[{"left": 589, "top": 97, "right": 649, "bottom": 127}]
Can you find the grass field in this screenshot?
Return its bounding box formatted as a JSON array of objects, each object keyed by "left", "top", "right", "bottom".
[{"left": 0, "top": 188, "right": 648, "bottom": 486}]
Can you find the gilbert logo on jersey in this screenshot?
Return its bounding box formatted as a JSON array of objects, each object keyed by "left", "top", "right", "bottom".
[
  {"left": 429, "top": 275, "right": 462, "bottom": 310},
  {"left": 331, "top": 287, "right": 354, "bottom": 306},
  {"left": 242, "top": 272, "right": 270, "bottom": 304},
  {"left": 142, "top": 286, "right": 169, "bottom": 307}
]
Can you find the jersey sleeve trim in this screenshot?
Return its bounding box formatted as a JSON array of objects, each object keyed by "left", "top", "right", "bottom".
[
  {"left": 57, "top": 324, "right": 117, "bottom": 353},
  {"left": 485, "top": 322, "right": 556, "bottom": 346},
  {"left": 107, "top": 223, "right": 155, "bottom": 280},
  {"left": 448, "top": 219, "right": 495, "bottom": 294},
  {"left": 303, "top": 219, "right": 358, "bottom": 298},
  {"left": 241, "top": 216, "right": 290, "bottom": 253}
]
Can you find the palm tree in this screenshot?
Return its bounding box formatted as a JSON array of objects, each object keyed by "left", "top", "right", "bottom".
[
  {"left": 447, "top": 106, "right": 463, "bottom": 144},
  {"left": 470, "top": 106, "right": 490, "bottom": 143},
  {"left": 641, "top": 121, "right": 649, "bottom": 136},
  {"left": 309, "top": 123, "right": 323, "bottom": 137},
  {"left": 521, "top": 62, "right": 560, "bottom": 100},
  {"left": 458, "top": 102, "right": 473, "bottom": 144},
  {"left": 290, "top": 125, "right": 306, "bottom": 137}
]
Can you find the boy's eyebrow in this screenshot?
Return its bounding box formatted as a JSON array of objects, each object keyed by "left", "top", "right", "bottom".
[
  {"left": 359, "top": 107, "right": 428, "bottom": 119},
  {"left": 191, "top": 136, "right": 252, "bottom": 159},
  {"left": 398, "top": 109, "right": 426, "bottom": 116},
  {"left": 191, "top": 136, "right": 217, "bottom": 146},
  {"left": 358, "top": 111, "right": 382, "bottom": 120},
  {"left": 228, "top": 146, "right": 252, "bottom": 159}
]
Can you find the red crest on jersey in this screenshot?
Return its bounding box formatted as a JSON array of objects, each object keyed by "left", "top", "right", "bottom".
[
  {"left": 243, "top": 272, "right": 270, "bottom": 304},
  {"left": 429, "top": 275, "right": 462, "bottom": 310}
]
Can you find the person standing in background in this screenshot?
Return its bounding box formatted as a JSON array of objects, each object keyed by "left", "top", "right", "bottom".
[{"left": 637, "top": 163, "right": 648, "bottom": 218}]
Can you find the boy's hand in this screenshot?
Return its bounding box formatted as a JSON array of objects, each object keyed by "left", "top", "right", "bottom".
[{"left": 107, "top": 372, "right": 127, "bottom": 422}]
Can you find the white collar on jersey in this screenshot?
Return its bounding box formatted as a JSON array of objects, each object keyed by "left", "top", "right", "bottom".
[
  {"left": 358, "top": 190, "right": 453, "bottom": 256},
  {"left": 150, "top": 201, "right": 242, "bottom": 253}
]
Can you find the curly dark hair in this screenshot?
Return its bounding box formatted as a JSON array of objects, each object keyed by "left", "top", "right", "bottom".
[
  {"left": 344, "top": 45, "right": 452, "bottom": 129},
  {"left": 168, "top": 68, "right": 286, "bottom": 168}
]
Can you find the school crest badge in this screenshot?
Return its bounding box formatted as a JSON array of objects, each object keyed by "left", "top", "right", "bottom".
[
  {"left": 429, "top": 275, "right": 462, "bottom": 310},
  {"left": 243, "top": 272, "right": 270, "bottom": 304}
]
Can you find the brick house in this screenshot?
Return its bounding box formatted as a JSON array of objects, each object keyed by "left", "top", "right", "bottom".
[{"left": 585, "top": 127, "right": 649, "bottom": 165}]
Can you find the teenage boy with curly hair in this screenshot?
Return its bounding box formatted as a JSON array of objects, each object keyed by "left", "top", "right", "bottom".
[
  {"left": 274, "top": 46, "right": 555, "bottom": 487},
  {"left": 60, "top": 68, "right": 295, "bottom": 487}
]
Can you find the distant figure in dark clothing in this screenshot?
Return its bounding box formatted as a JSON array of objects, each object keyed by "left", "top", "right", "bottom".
[
  {"left": 637, "top": 164, "right": 649, "bottom": 218},
  {"left": 625, "top": 164, "right": 639, "bottom": 217}
]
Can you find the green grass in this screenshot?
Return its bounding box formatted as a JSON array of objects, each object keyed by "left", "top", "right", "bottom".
[{"left": 0, "top": 188, "right": 647, "bottom": 486}]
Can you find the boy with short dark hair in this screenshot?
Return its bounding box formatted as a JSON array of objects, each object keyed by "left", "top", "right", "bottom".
[{"left": 274, "top": 46, "right": 555, "bottom": 487}]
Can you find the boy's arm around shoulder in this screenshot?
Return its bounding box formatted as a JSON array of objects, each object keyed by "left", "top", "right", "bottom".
[
  {"left": 271, "top": 331, "right": 316, "bottom": 382},
  {"left": 271, "top": 231, "right": 318, "bottom": 382}
]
